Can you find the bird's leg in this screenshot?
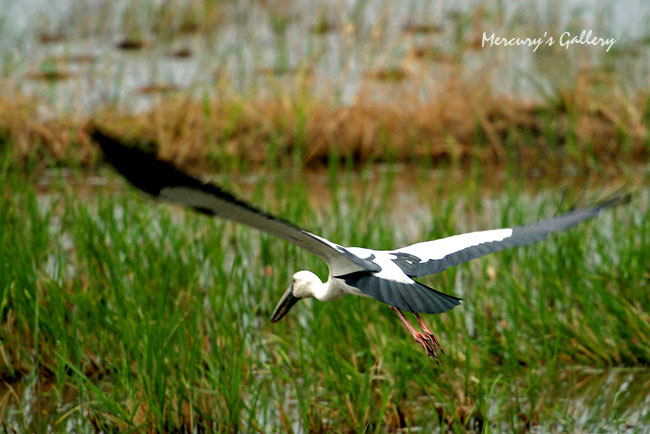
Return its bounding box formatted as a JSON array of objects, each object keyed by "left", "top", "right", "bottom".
[
  {"left": 390, "top": 306, "right": 439, "bottom": 362},
  {"left": 414, "top": 312, "right": 444, "bottom": 355}
]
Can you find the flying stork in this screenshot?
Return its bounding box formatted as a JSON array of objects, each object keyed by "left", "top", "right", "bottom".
[{"left": 91, "top": 128, "right": 629, "bottom": 362}]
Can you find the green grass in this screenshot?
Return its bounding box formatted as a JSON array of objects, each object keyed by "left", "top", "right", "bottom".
[{"left": 0, "top": 153, "right": 649, "bottom": 432}]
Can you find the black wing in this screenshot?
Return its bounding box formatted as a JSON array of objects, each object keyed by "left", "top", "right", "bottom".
[
  {"left": 339, "top": 271, "right": 461, "bottom": 314},
  {"left": 91, "top": 127, "right": 380, "bottom": 273},
  {"left": 392, "top": 194, "right": 630, "bottom": 277}
]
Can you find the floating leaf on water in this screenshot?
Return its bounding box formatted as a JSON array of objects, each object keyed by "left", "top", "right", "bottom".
[
  {"left": 26, "top": 70, "right": 77, "bottom": 82},
  {"left": 409, "top": 46, "right": 456, "bottom": 63},
  {"left": 179, "top": 21, "right": 200, "bottom": 35},
  {"left": 38, "top": 32, "right": 65, "bottom": 44},
  {"left": 311, "top": 20, "right": 339, "bottom": 34},
  {"left": 137, "top": 83, "right": 179, "bottom": 95},
  {"left": 116, "top": 39, "right": 145, "bottom": 51},
  {"left": 256, "top": 66, "right": 313, "bottom": 77},
  {"left": 364, "top": 68, "right": 409, "bottom": 82},
  {"left": 466, "top": 36, "right": 486, "bottom": 50},
  {"left": 170, "top": 48, "right": 193, "bottom": 59},
  {"left": 401, "top": 23, "right": 444, "bottom": 34},
  {"left": 56, "top": 54, "right": 96, "bottom": 64}
]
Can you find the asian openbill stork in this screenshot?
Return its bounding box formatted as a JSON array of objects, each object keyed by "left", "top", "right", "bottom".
[{"left": 91, "top": 128, "right": 629, "bottom": 362}]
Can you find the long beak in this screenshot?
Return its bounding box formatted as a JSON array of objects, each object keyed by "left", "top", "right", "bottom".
[{"left": 271, "top": 284, "right": 300, "bottom": 323}]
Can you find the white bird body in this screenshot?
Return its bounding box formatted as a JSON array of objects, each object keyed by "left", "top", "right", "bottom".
[
  {"left": 394, "top": 228, "right": 514, "bottom": 260},
  {"left": 291, "top": 230, "right": 518, "bottom": 305},
  {"left": 92, "top": 127, "right": 630, "bottom": 361}
]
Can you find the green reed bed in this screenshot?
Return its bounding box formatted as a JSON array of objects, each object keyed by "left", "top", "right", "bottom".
[{"left": 0, "top": 155, "right": 649, "bottom": 432}]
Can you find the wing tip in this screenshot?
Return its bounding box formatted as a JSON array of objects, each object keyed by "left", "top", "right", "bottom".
[
  {"left": 89, "top": 124, "right": 131, "bottom": 157},
  {"left": 89, "top": 125, "right": 191, "bottom": 197},
  {"left": 89, "top": 125, "right": 158, "bottom": 166},
  {"left": 592, "top": 190, "right": 632, "bottom": 211}
]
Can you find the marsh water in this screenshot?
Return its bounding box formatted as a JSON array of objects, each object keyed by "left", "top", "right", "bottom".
[
  {"left": 2, "top": 0, "right": 650, "bottom": 115},
  {"left": 2, "top": 0, "right": 650, "bottom": 430}
]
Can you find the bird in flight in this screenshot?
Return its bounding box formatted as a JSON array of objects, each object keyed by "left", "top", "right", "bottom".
[{"left": 91, "top": 128, "right": 629, "bottom": 362}]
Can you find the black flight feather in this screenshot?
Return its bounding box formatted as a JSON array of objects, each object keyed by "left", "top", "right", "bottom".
[{"left": 91, "top": 127, "right": 381, "bottom": 272}]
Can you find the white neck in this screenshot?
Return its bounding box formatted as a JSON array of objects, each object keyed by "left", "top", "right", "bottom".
[
  {"left": 293, "top": 271, "right": 343, "bottom": 302},
  {"left": 312, "top": 278, "right": 341, "bottom": 302}
]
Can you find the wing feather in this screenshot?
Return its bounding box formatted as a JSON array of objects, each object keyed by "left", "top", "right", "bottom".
[
  {"left": 393, "top": 194, "right": 630, "bottom": 277},
  {"left": 91, "top": 128, "right": 380, "bottom": 273},
  {"left": 338, "top": 271, "right": 461, "bottom": 314}
]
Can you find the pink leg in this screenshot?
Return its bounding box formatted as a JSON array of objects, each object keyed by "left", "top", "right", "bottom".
[
  {"left": 414, "top": 312, "right": 444, "bottom": 355},
  {"left": 390, "top": 306, "right": 440, "bottom": 362}
]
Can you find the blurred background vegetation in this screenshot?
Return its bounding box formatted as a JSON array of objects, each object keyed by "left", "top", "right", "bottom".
[
  {"left": 1, "top": 0, "right": 648, "bottom": 173},
  {"left": 0, "top": 0, "right": 649, "bottom": 432}
]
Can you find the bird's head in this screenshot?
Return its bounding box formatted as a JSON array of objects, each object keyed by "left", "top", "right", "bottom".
[{"left": 270, "top": 270, "right": 322, "bottom": 322}]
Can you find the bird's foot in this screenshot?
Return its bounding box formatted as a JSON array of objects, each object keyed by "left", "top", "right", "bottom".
[
  {"left": 422, "top": 330, "right": 444, "bottom": 355},
  {"left": 391, "top": 306, "right": 444, "bottom": 363},
  {"left": 414, "top": 332, "right": 440, "bottom": 363},
  {"left": 415, "top": 312, "right": 445, "bottom": 355}
]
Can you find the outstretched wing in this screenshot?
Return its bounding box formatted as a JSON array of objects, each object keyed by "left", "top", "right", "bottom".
[
  {"left": 392, "top": 194, "right": 630, "bottom": 277},
  {"left": 338, "top": 270, "right": 462, "bottom": 314},
  {"left": 91, "top": 128, "right": 380, "bottom": 274}
]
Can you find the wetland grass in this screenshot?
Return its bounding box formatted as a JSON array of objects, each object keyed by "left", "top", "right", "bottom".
[
  {"left": 0, "top": 145, "right": 648, "bottom": 431},
  {"left": 2, "top": 0, "right": 649, "bottom": 430}
]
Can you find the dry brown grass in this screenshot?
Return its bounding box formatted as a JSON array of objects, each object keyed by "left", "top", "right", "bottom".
[
  {"left": 0, "top": 95, "right": 96, "bottom": 165},
  {"left": 1, "top": 74, "right": 647, "bottom": 173}
]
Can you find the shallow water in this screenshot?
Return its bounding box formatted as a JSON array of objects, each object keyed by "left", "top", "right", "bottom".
[{"left": 2, "top": 0, "right": 649, "bottom": 116}]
